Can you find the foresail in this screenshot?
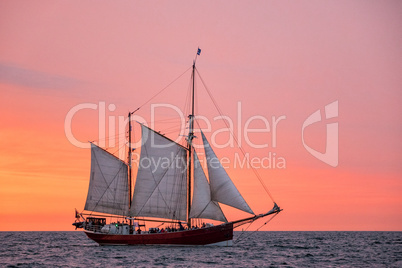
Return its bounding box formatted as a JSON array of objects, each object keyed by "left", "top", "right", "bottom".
[
  {"left": 201, "top": 132, "right": 254, "bottom": 215},
  {"left": 130, "top": 124, "right": 188, "bottom": 221},
  {"left": 189, "top": 152, "right": 227, "bottom": 222},
  {"left": 84, "top": 144, "right": 129, "bottom": 216}
]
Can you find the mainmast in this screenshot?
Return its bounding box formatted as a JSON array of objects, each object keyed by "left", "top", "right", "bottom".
[
  {"left": 128, "top": 112, "right": 133, "bottom": 227},
  {"left": 187, "top": 57, "right": 197, "bottom": 227}
]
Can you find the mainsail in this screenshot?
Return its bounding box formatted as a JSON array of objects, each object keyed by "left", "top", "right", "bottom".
[
  {"left": 189, "top": 151, "right": 227, "bottom": 222},
  {"left": 130, "top": 124, "right": 188, "bottom": 221},
  {"left": 201, "top": 132, "right": 254, "bottom": 215},
  {"left": 84, "top": 143, "right": 129, "bottom": 216}
]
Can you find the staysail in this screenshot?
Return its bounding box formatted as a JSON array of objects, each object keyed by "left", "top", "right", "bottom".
[
  {"left": 130, "top": 124, "right": 188, "bottom": 221},
  {"left": 189, "top": 151, "right": 227, "bottom": 222},
  {"left": 84, "top": 143, "right": 129, "bottom": 216},
  {"left": 201, "top": 132, "right": 254, "bottom": 215}
]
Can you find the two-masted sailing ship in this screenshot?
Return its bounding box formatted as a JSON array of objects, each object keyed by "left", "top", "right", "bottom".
[{"left": 73, "top": 52, "right": 282, "bottom": 246}]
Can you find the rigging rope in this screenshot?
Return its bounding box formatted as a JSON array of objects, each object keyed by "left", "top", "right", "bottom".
[
  {"left": 131, "top": 66, "right": 192, "bottom": 113},
  {"left": 234, "top": 212, "right": 279, "bottom": 244},
  {"left": 195, "top": 68, "right": 276, "bottom": 204},
  {"left": 90, "top": 66, "right": 192, "bottom": 168}
]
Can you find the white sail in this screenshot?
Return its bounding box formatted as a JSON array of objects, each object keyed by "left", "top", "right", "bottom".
[
  {"left": 201, "top": 132, "right": 254, "bottom": 214},
  {"left": 130, "top": 124, "right": 188, "bottom": 221},
  {"left": 84, "top": 143, "right": 129, "bottom": 216},
  {"left": 189, "top": 151, "right": 227, "bottom": 222}
]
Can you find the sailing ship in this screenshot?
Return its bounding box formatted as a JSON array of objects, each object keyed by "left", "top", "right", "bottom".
[{"left": 73, "top": 52, "right": 282, "bottom": 246}]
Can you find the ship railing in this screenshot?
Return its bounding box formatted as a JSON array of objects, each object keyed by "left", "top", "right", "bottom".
[{"left": 84, "top": 224, "right": 104, "bottom": 233}]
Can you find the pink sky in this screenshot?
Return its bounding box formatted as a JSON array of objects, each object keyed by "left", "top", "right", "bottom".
[{"left": 0, "top": 1, "right": 401, "bottom": 231}]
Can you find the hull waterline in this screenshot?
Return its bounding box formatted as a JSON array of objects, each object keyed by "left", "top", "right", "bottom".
[{"left": 84, "top": 223, "right": 233, "bottom": 246}]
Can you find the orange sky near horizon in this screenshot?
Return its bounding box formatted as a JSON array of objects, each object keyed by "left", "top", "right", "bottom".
[{"left": 1, "top": 1, "right": 401, "bottom": 231}]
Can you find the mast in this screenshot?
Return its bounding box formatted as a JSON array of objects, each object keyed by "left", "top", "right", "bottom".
[
  {"left": 128, "top": 112, "right": 133, "bottom": 227},
  {"left": 187, "top": 60, "right": 196, "bottom": 227}
]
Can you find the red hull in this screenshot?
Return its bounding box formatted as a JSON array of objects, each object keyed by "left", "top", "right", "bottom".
[{"left": 85, "top": 223, "right": 233, "bottom": 246}]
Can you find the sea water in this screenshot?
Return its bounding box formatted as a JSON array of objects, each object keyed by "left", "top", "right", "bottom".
[{"left": 0, "top": 231, "right": 401, "bottom": 267}]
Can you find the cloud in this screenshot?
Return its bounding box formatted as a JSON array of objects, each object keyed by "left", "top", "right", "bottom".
[{"left": 0, "top": 62, "right": 82, "bottom": 90}]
